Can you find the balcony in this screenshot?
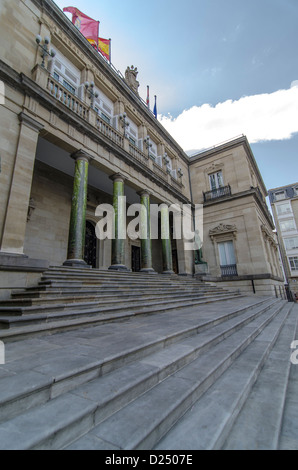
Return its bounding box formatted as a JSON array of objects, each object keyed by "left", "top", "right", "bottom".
[
  {"left": 203, "top": 185, "right": 232, "bottom": 202},
  {"left": 220, "top": 264, "right": 238, "bottom": 277},
  {"left": 44, "top": 74, "right": 183, "bottom": 188}
]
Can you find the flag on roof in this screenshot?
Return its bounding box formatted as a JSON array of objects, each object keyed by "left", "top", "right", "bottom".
[
  {"left": 153, "top": 95, "right": 157, "bottom": 118},
  {"left": 63, "top": 7, "right": 99, "bottom": 43},
  {"left": 87, "top": 37, "right": 111, "bottom": 62},
  {"left": 146, "top": 86, "right": 150, "bottom": 107}
]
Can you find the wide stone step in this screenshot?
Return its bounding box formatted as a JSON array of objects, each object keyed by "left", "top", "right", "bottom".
[
  {"left": 0, "top": 289, "right": 232, "bottom": 312},
  {"left": 65, "top": 300, "right": 288, "bottom": 450},
  {"left": 9, "top": 283, "right": 223, "bottom": 301},
  {"left": 0, "top": 292, "right": 243, "bottom": 341},
  {"left": 0, "top": 297, "right": 282, "bottom": 449},
  {"left": 0, "top": 297, "right": 272, "bottom": 424},
  {"left": 221, "top": 303, "right": 298, "bottom": 450},
  {"left": 155, "top": 302, "right": 295, "bottom": 450}
]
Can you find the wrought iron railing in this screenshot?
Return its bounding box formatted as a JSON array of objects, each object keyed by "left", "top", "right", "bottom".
[
  {"left": 220, "top": 264, "right": 238, "bottom": 276},
  {"left": 203, "top": 185, "right": 231, "bottom": 202}
]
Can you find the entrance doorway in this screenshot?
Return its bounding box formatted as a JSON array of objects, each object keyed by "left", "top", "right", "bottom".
[
  {"left": 84, "top": 221, "right": 97, "bottom": 268},
  {"left": 131, "top": 245, "right": 141, "bottom": 272}
]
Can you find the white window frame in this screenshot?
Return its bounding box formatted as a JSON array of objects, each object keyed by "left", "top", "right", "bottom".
[
  {"left": 209, "top": 171, "right": 224, "bottom": 191},
  {"left": 276, "top": 202, "right": 292, "bottom": 216},
  {"left": 289, "top": 256, "right": 298, "bottom": 271},
  {"left": 280, "top": 219, "right": 296, "bottom": 232},
  {"left": 275, "top": 190, "right": 286, "bottom": 201},
  {"left": 284, "top": 237, "right": 298, "bottom": 251}
]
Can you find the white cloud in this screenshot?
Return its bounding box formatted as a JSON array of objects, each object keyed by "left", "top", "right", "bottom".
[{"left": 159, "top": 84, "right": 298, "bottom": 153}]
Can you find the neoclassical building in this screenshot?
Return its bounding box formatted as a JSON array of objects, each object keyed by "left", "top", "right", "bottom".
[{"left": 0, "top": 0, "right": 284, "bottom": 299}]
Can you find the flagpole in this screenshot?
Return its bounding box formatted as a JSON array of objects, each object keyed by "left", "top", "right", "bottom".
[{"left": 109, "top": 38, "right": 111, "bottom": 64}]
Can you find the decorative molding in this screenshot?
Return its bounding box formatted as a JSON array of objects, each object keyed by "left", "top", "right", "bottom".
[
  {"left": 209, "top": 223, "right": 238, "bottom": 241},
  {"left": 261, "top": 224, "right": 277, "bottom": 247},
  {"left": 18, "top": 112, "right": 44, "bottom": 133}
]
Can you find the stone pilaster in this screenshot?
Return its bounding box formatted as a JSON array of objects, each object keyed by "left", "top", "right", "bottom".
[
  {"left": 138, "top": 190, "right": 156, "bottom": 274},
  {"left": 109, "top": 173, "right": 129, "bottom": 271},
  {"left": 1, "top": 112, "right": 44, "bottom": 255},
  {"left": 64, "top": 150, "right": 91, "bottom": 268},
  {"left": 161, "top": 205, "right": 174, "bottom": 274}
]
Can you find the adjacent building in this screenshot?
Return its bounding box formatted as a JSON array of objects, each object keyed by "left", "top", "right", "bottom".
[
  {"left": 189, "top": 137, "right": 284, "bottom": 297},
  {"left": 0, "top": 0, "right": 285, "bottom": 300},
  {"left": 268, "top": 184, "right": 298, "bottom": 299}
]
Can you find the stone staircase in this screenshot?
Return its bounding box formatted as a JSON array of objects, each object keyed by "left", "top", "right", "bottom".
[
  {"left": 0, "top": 274, "right": 297, "bottom": 449},
  {"left": 0, "top": 266, "right": 241, "bottom": 342}
]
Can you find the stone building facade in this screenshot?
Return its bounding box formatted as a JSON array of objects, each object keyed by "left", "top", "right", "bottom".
[
  {"left": 0, "top": 0, "right": 284, "bottom": 299},
  {"left": 189, "top": 137, "right": 284, "bottom": 297},
  {"left": 268, "top": 183, "right": 298, "bottom": 300}
]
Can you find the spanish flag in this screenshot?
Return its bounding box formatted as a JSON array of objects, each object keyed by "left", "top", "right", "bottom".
[{"left": 88, "top": 37, "right": 111, "bottom": 62}]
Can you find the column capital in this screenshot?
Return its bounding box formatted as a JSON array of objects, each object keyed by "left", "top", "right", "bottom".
[
  {"left": 71, "top": 150, "right": 93, "bottom": 163},
  {"left": 109, "top": 173, "right": 126, "bottom": 184},
  {"left": 137, "top": 189, "right": 151, "bottom": 198}
]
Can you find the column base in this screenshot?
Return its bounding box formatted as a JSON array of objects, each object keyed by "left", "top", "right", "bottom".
[
  {"left": 63, "top": 259, "right": 91, "bottom": 269},
  {"left": 140, "top": 268, "right": 157, "bottom": 274},
  {"left": 162, "top": 270, "right": 175, "bottom": 275},
  {"left": 108, "top": 264, "right": 130, "bottom": 272}
]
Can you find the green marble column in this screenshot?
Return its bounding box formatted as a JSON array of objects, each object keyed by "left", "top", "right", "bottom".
[
  {"left": 161, "top": 205, "right": 174, "bottom": 274},
  {"left": 109, "top": 174, "right": 129, "bottom": 271},
  {"left": 139, "top": 190, "right": 156, "bottom": 274},
  {"left": 64, "top": 151, "right": 90, "bottom": 268}
]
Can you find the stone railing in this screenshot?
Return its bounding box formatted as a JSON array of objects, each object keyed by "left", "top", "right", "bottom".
[
  {"left": 47, "top": 76, "right": 88, "bottom": 120},
  {"left": 128, "top": 143, "right": 149, "bottom": 166},
  {"left": 44, "top": 72, "right": 183, "bottom": 189},
  {"left": 96, "top": 116, "right": 124, "bottom": 148}
]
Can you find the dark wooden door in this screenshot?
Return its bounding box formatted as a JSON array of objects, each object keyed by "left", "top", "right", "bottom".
[
  {"left": 84, "top": 221, "right": 97, "bottom": 268},
  {"left": 131, "top": 245, "right": 141, "bottom": 272}
]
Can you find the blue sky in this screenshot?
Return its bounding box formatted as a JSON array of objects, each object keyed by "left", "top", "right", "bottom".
[{"left": 54, "top": 0, "right": 298, "bottom": 192}]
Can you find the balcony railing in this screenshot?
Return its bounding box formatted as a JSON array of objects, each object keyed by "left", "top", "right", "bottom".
[
  {"left": 203, "top": 185, "right": 231, "bottom": 202},
  {"left": 45, "top": 74, "right": 183, "bottom": 189},
  {"left": 220, "top": 264, "right": 238, "bottom": 276},
  {"left": 47, "top": 77, "right": 88, "bottom": 119}
]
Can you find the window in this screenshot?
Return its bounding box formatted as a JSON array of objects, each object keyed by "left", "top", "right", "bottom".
[
  {"left": 63, "top": 80, "right": 76, "bottom": 95},
  {"left": 276, "top": 203, "right": 292, "bottom": 216},
  {"left": 294, "top": 187, "right": 298, "bottom": 197},
  {"left": 209, "top": 171, "right": 224, "bottom": 191},
  {"left": 53, "top": 72, "right": 60, "bottom": 81},
  {"left": 280, "top": 219, "right": 296, "bottom": 232},
  {"left": 289, "top": 256, "right": 298, "bottom": 271},
  {"left": 218, "top": 241, "right": 237, "bottom": 276},
  {"left": 275, "top": 191, "right": 286, "bottom": 201},
  {"left": 100, "top": 112, "right": 111, "bottom": 125},
  {"left": 284, "top": 237, "right": 298, "bottom": 251}
]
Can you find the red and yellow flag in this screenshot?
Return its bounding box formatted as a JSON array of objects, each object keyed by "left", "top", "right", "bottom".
[{"left": 88, "top": 37, "right": 111, "bottom": 62}]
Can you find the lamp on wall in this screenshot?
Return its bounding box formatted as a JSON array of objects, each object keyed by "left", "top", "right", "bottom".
[
  {"left": 119, "top": 113, "right": 129, "bottom": 136},
  {"left": 35, "top": 35, "right": 56, "bottom": 68},
  {"left": 85, "top": 81, "right": 99, "bottom": 109},
  {"left": 144, "top": 136, "right": 152, "bottom": 156}
]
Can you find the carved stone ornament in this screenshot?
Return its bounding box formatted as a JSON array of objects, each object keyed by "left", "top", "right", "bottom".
[
  {"left": 125, "top": 65, "right": 140, "bottom": 95},
  {"left": 209, "top": 223, "right": 237, "bottom": 241}
]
